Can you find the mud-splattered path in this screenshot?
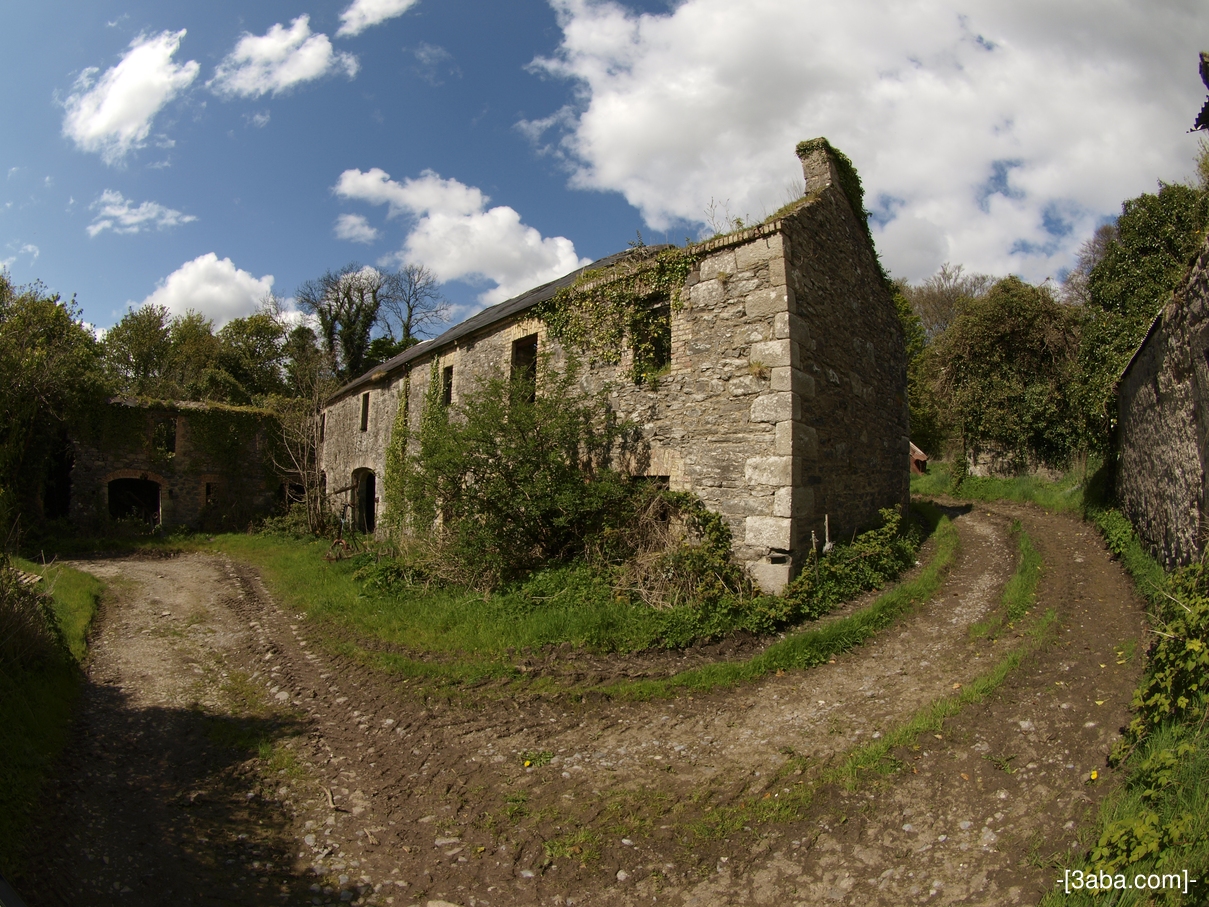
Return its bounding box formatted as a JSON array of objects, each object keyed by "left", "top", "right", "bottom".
[{"left": 15, "top": 503, "right": 1148, "bottom": 907}]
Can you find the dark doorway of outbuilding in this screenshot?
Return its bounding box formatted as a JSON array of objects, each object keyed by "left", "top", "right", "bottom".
[
  {"left": 109, "top": 478, "right": 161, "bottom": 525},
  {"left": 354, "top": 470, "right": 376, "bottom": 534}
]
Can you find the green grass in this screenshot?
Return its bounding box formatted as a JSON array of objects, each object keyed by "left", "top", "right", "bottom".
[
  {"left": 189, "top": 510, "right": 940, "bottom": 697},
  {"left": 910, "top": 459, "right": 1092, "bottom": 512},
  {"left": 595, "top": 509, "right": 958, "bottom": 700},
  {"left": 971, "top": 522, "right": 1043, "bottom": 639},
  {"left": 13, "top": 557, "right": 104, "bottom": 661},
  {"left": 0, "top": 559, "right": 103, "bottom": 876}
]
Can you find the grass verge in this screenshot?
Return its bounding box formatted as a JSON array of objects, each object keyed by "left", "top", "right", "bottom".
[
  {"left": 184, "top": 506, "right": 942, "bottom": 698},
  {"left": 0, "top": 559, "right": 103, "bottom": 876}
]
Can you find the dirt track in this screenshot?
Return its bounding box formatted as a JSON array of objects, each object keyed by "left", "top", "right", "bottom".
[{"left": 16, "top": 502, "right": 1148, "bottom": 906}]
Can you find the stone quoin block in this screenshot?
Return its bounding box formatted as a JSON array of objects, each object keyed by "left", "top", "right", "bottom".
[
  {"left": 745, "top": 515, "right": 794, "bottom": 550},
  {"left": 749, "top": 339, "right": 795, "bottom": 369},
  {"left": 773, "top": 486, "right": 794, "bottom": 518},
  {"left": 735, "top": 238, "right": 777, "bottom": 272},
  {"left": 744, "top": 288, "right": 789, "bottom": 319},
  {"left": 750, "top": 392, "right": 797, "bottom": 424},
  {"left": 745, "top": 455, "right": 793, "bottom": 486},
  {"left": 749, "top": 561, "right": 792, "bottom": 595}
]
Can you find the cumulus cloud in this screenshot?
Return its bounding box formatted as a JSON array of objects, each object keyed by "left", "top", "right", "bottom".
[
  {"left": 337, "top": 0, "right": 420, "bottom": 38},
  {"left": 140, "top": 253, "right": 274, "bottom": 325},
  {"left": 209, "top": 16, "right": 358, "bottom": 99},
  {"left": 334, "top": 212, "right": 379, "bottom": 243},
  {"left": 62, "top": 30, "right": 199, "bottom": 165},
  {"left": 87, "top": 190, "right": 196, "bottom": 237},
  {"left": 335, "top": 168, "right": 589, "bottom": 304},
  {"left": 527, "top": 0, "right": 1207, "bottom": 281}
]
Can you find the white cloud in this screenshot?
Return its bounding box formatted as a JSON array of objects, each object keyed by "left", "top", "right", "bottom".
[
  {"left": 20, "top": 244, "right": 39, "bottom": 261},
  {"left": 334, "top": 213, "right": 379, "bottom": 243},
  {"left": 528, "top": 0, "right": 1208, "bottom": 282},
  {"left": 209, "top": 16, "right": 358, "bottom": 99},
  {"left": 335, "top": 168, "right": 589, "bottom": 304},
  {"left": 336, "top": 0, "right": 420, "bottom": 38},
  {"left": 140, "top": 253, "right": 273, "bottom": 325},
  {"left": 62, "top": 30, "right": 199, "bottom": 165},
  {"left": 87, "top": 190, "right": 196, "bottom": 237}
]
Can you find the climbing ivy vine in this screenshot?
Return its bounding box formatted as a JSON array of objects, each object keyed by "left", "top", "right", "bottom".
[{"left": 534, "top": 246, "right": 700, "bottom": 384}]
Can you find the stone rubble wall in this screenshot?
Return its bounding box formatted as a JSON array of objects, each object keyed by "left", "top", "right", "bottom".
[
  {"left": 1117, "top": 234, "right": 1209, "bottom": 568},
  {"left": 320, "top": 145, "right": 908, "bottom": 593}
]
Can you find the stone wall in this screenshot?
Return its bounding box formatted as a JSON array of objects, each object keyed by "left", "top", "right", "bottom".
[
  {"left": 320, "top": 141, "right": 908, "bottom": 592},
  {"left": 70, "top": 400, "right": 281, "bottom": 531},
  {"left": 1117, "top": 234, "right": 1209, "bottom": 567}
]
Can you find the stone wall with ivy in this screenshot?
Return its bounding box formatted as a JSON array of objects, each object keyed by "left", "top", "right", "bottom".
[
  {"left": 1117, "top": 233, "right": 1209, "bottom": 568},
  {"left": 320, "top": 139, "right": 909, "bottom": 593},
  {"left": 70, "top": 399, "right": 282, "bottom": 531}
]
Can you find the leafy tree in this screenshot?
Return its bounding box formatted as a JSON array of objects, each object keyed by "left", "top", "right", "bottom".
[
  {"left": 927, "top": 277, "right": 1081, "bottom": 473},
  {"left": 892, "top": 281, "right": 944, "bottom": 455},
  {"left": 216, "top": 312, "right": 286, "bottom": 402},
  {"left": 1073, "top": 176, "right": 1209, "bottom": 452},
  {"left": 0, "top": 272, "right": 103, "bottom": 535},
  {"left": 168, "top": 310, "right": 221, "bottom": 395},
  {"left": 296, "top": 265, "right": 386, "bottom": 382},
  {"left": 1061, "top": 223, "right": 1119, "bottom": 307},
  {"left": 102, "top": 303, "right": 173, "bottom": 396}
]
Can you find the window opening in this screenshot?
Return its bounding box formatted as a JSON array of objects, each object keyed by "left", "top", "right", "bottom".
[
  {"left": 442, "top": 365, "right": 454, "bottom": 407},
  {"left": 360, "top": 393, "right": 370, "bottom": 431},
  {"left": 634, "top": 305, "right": 671, "bottom": 384},
  {"left": 355, "top": 470, "right": 376, "bottom": 534},
  {"left": 205, "top": 482, "right": 215, "bottom": 506},
  {"left": 511, "top": 334, "right": 538, "bottom": 403},
  {"left": 319, "top": 412, "right": 325, "bottom": 443},
  {"left": 154, "top": 417, "right": 177, "bottom": 454}
]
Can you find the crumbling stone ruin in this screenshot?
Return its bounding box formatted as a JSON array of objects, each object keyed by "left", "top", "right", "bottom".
[
  {"left": 1117, "top": 231, "right": 1209, "bottom": 567},
  {"left": 69, "top": 399, "right": 282, "bottom": 531},
  {"left": 320, "top": 140, "right": 909, "bottom": 593}
]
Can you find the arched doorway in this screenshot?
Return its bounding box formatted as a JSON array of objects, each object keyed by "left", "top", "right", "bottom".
[
  {"left": 109, "top": 477, "right": 161, "bottom": 525},
  {"left": 353, "top": 469, "right": 376, "bottom": 534}
]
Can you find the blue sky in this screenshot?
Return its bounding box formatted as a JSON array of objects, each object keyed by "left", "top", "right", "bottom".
[{"left": 2, "top": 0, "right": 1207, "bottom": 332}]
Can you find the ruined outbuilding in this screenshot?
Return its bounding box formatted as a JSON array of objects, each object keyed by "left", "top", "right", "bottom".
[
  {"left": 320, "top": 140, "right": 909, "bottom": 592},
  {"left": 1117, "top": 231, "right": 1209, "bottom": 567},
  {"left": 69, "top": 399, "right": 282, "bottom": 531}
]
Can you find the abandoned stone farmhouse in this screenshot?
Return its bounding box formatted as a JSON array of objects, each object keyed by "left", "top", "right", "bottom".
[
  {"left": 67, "top": 399, "right": 282, "bottom": 532},
  {"left": 319, "top": 140, "right": 909, "bottom": 593}
]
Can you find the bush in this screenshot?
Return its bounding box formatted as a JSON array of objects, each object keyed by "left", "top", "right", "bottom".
[
  {"left": 390, "top": 356, "right": 642, "bottom": 587},
  {"left": 783, "top": 507, "right": 920, "bottom": 621}
]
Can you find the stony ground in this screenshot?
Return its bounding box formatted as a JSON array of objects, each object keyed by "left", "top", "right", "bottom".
[{"left": 15, "top": 501, "right": 1148, "bottom": 907}]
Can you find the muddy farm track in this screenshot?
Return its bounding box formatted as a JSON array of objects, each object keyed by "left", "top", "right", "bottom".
[{"left": 16, "top": 502, "right": 1148, "bottom": 907}]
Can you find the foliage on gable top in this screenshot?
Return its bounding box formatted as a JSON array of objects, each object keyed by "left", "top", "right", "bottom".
[
  {"left": 795, "top": 138, "right": 892, "bottom": 291},
  {"left": 533, "top": 245, "right": 701, "bottom": 383}
]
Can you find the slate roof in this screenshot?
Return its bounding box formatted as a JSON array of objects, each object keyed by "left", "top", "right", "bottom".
[{"left": 327, "top": 245, "right": 671, "bottom": 404}]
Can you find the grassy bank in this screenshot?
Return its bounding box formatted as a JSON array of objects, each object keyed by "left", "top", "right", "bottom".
[{"left": 0, "top": 558, "right": 103, "bottom": 876}]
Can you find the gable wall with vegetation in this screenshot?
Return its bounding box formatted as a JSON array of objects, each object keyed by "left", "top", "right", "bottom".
[
  {"left": 320, "top": 144, "right": 908, "bottom": 593},
  {"left": 1117, "top": 233, "right": 1209, "bottom": 567}
]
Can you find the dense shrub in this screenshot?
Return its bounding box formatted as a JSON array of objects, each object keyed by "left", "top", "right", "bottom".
[
  {"left": 390, "top": 357, "right": 641, "bottom": 587},
  {"left": 925, "top": 277, "right": 1082, "bottom": 473}
]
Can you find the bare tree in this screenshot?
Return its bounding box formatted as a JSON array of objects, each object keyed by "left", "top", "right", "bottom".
[
  {"left": 378, "top": 263, "right": 448, "bottom": 349},
  {"left": 903, "top": 263, "right": 995, "bottom": 342},
  {"left": 1061, "top": 223, "right": 1119, "bottom": 306}
]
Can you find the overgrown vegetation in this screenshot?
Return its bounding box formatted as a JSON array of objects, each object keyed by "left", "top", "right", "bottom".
[
  {"left": 0, "top": 557, "right": 102, "bottom": 876},
  {"left": 534, "top": 245, "right": 698, "bottom": 383}
]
